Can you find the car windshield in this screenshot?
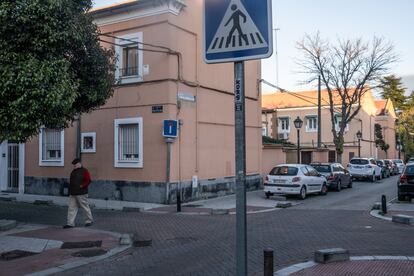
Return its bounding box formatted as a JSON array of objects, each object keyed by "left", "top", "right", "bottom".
[
  {"left": 405, "top": 166, "right": 414, "bottom": 174},
  {"left": 384, "top": 160, "right": 390, "bottom": 165},
  {"left": 350, "top": 159, "right": 369, "bottom": 165},
  {"left": 312, "top": 165, "right": 331, "bottom": 173},
  {"left": 394, "top": 160, "right": 403, "bottom": 163},
  {"left": 270, "top": 166, "right": 298, "bottom": 176}
]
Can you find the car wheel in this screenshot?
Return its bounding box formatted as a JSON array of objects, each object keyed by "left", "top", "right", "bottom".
[
  {"left": 370, "top": 174, "right": 375, "bottom": 182},
  {"left": 299, "top": 186, "right": 306, "bottom": 200},
  {"left": 265, "top": 192, "right": 273, "bottom": 199},
  {"left": 336, "top": 180, "right": 341, "bottom": 191},
  {"left": 320, "top": 184, "right": 328, "bottom": 195},
  {"left": 348, "top": 179, "right": 353, "bottom": 188}
]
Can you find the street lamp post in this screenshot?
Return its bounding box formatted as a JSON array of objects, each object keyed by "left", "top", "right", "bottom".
[
  {"left": 294, "top": 117, "right": 303, "bottom": 164},
  {"left": 356, "top": 130, "right": 362, "bottom": 157}
]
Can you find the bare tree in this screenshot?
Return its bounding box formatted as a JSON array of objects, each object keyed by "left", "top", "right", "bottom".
[{"left": 297, "top": 33, "right": 397, "bottom": 162}]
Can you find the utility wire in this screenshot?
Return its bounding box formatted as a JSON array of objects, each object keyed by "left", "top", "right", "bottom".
[{"left": 260, "top": 79, "right": 343, "bottom": 114}]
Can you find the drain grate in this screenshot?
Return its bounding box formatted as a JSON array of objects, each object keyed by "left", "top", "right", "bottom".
[
  {"left": 61, "top": 240, "right": 102, "bottom": 249},
  {"left": 183, "top": 204, "right": 202, "bottom": 207},
  {"left": 1, "top": 250, "right": 38, "bottom": 261},
  {"left": 71, "top": 249, "right": 107, "bottom": 257}
]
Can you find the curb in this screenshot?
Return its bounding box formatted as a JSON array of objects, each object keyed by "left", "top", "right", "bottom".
[{"left": 274, "top": 256, "right": 414, "bottom": 275}]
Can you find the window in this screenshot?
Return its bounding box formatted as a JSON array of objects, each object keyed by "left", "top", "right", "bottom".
[
  {"left": 278, "top": 117, "right": 290, "bottom": 132},
  {"left": 114, "top": 117, "right": 143, "bottom": 168},
  {"left": 39, "top": 128, "right": 64, "bottom": 167},
  {"left": 305, "top": 166, "right": 318, "bottom": 176},
  {"left": 81, "top": 132, "right": 96, "bottom": 153},
  {"left": 328, "top": 150, "right": 336, "bottom": 163},
  {"left": 115, "top": 32, "right": 143, "bottom": 84},
  {"left": 262, "top": 122, "right": 268, "bottom": 136},
  {"left": 350, "top": 158, "right": 369, "bottom": 165},
  {"left": 305, "top": 116, "right": 317, "bottom": 132},
  {"left": 121, "top": 46, "right": 138, "bottom": 77},
  {"left": 270, "top": 166, "right": 298, "bottom": 176}
]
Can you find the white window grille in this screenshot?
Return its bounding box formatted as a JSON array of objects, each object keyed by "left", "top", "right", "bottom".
[
  {"left": 306, "top": 116, "right": 318, "bottom": 132},
  {"left": 114, "top": 118, "right": 143, "bottom": 168},
  {"left": 39, "top": 128, "right": 64, "bottom": 166},
  {"left": 278, "top": 117, "right": 290, "bottom": 133}
]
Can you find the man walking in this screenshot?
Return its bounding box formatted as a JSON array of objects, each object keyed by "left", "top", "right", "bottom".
[{"left": 63, "top": 158, "right": 93, "bottom": 228}]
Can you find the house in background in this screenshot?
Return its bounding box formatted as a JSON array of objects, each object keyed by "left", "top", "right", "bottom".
[
  {"left": 374, "top": 99, "right": 398, "bottom": 159},
  {"left": 1, "top": 0, "right": 263, "bottom": 202},
  {"left": 262, "top": 88, "right": 398, "bottom": 165}
]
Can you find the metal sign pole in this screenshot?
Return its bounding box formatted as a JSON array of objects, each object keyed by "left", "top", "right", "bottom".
[{"left": 234, "top": 61, "right": 247, "bottom": 276}]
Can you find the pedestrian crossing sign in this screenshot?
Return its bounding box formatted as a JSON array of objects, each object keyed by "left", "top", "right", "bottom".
[{"left": 203, "top": 0, "right": 273, "bottom": 63}]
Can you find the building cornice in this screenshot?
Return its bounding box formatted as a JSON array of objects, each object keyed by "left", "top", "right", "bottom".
[{"left": 92, "top": 0, "right": 186, "bottom": 26}]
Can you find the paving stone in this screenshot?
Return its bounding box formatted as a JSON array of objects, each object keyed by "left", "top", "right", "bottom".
[
  {"left": 0, "top": 219, "right": 17, "bottom": 231},
  {"left": 33, "top": 200, "right": 53, "bottom": 205},
  {"left": 132, "top": 234, "right": 152, "bottom": 247},
  {"left": 119, "top": 234, "right": 132, "bottom": 245},
  {"left": 122, "top": 207, "right": 142, "bottom": 212},
  {"left": 314, "top": 248, "right": 350, "bottom": 263},
  {"left": 392, "top": 214, "right": 414, "bottom": 225},
  {"left": 372, "top": 202, "right": 381, "bottom": 210},
  {"left": 0, "top": 197, "right": 16, "bottom": 202},
  {"left": 276, "top": 202, "right": 292, "bottom": 208},
  {"left": 210, "top": 209, "right": 229, "bottom": 215}
]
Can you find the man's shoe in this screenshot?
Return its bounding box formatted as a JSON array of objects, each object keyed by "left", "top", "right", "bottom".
[
  {"left": 63, "top": 225, "right": 74, "bottom": 229},
  {"left": 84, "top": 222, "right": 93, "bottom": 227}
]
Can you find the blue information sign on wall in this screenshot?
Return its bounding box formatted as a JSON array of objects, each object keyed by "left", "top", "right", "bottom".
[
  {"left": 203, "top": 0, "right": 273, "bottom": 63},
  {"left": 163, "top": 120, "right": 178, "bottom": 138}
]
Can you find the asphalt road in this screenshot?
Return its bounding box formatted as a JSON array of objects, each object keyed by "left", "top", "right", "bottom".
[
  {"left": 291, "top": 174, "right": 399, "bottom": 210},
  {"left": 0, "top": 174, "right": 411, "bottom": 276}
]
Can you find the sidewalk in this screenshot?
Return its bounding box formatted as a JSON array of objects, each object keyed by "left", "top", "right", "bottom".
[
  {"left": 370, "top": 199, "right": 414, "bottom": 224},
  {"left": 1, "top": 190, "right": 299, "bottom": 215},
  {"left": 0, "top": 221, "right": 129, "bottom": 276},
  {"left": 0, "top": 192, "right": 164, "bottom": 211},
  {"left": 275, "top": 256, "right": 414, "bottom": 276}
]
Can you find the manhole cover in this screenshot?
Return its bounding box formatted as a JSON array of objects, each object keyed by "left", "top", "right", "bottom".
[
  {"left": 71, "top": 249, "right": 107, "bottom": 258},
  {"left": 1, "top": 250, "right": 38, "bottom": 261},
  {"left": 61, "top": 240, "right": 102, "bottom": 249},
  {"left": 183, "top": 204, "right": 202, "bottom": 207}
]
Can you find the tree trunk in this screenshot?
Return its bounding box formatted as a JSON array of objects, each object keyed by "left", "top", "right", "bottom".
[{"left": 336, "top": 152, "right": 342, "bottom": 164}]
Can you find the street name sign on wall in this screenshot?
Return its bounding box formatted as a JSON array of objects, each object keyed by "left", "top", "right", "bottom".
[{"left": 203, "top": 0, "right": 273, "bottom": 63}]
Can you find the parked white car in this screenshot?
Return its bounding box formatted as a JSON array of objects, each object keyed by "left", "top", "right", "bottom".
[
  {"left": 393, "top": 159, "right": 405, "bottom": 173},
  {"left": 264, "top": 164, "right": 328, "bottom": 200},
  {"left": 347, "top": 158, "right": 381, "bottom": 182}
]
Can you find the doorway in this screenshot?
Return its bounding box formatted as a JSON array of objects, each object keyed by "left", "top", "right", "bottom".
[
  {"left": 0, "top": 142, "right": 24, "bottom": 193},
  {"left": 301, "top": 151, "right": 312, "bottom": 164}
]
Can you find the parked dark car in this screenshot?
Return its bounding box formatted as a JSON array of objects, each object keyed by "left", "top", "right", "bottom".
[
  {"left": 310, "top": 163, "right": 352, "bottom": 191},
  {"left": 384, "top": 159, "right": 398, "bottom": 175},
  {"left": 398, "top": 164, "right": 414, "bottom": 201},
  {"left": 376, "top": 160, "right": 390, "bottom": 178}
]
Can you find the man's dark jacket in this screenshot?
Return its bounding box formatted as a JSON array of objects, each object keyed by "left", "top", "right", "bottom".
[{"left": 69, "top": 167, "right": 91, "bottom": 195}]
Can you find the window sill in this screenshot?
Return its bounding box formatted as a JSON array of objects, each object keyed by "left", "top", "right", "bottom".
[
  {"left": 118, "top": 75, "right": 143, "bottom": 85},
  {"left": 81, "top": 150, "right": 96, "bottom": 153},
  {"left": 39, "top": 160, "right": 64, "bottom": 167},
  {"left": 115, "top": 161, "right": 143, "bottom": 168}
]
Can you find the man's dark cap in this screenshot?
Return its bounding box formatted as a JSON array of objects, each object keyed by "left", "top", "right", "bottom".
[{"left": 71, "top": 158, "right": 81, "bottom": 165}]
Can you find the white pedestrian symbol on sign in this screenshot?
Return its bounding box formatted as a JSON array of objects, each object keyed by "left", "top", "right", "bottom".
[{"left": 207, "top": 0, "right": 268, "bottom": 54}]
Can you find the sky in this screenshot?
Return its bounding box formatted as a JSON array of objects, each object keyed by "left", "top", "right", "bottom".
[{"left": 93, "top": 0, "right": 414, "bottom": 95}]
